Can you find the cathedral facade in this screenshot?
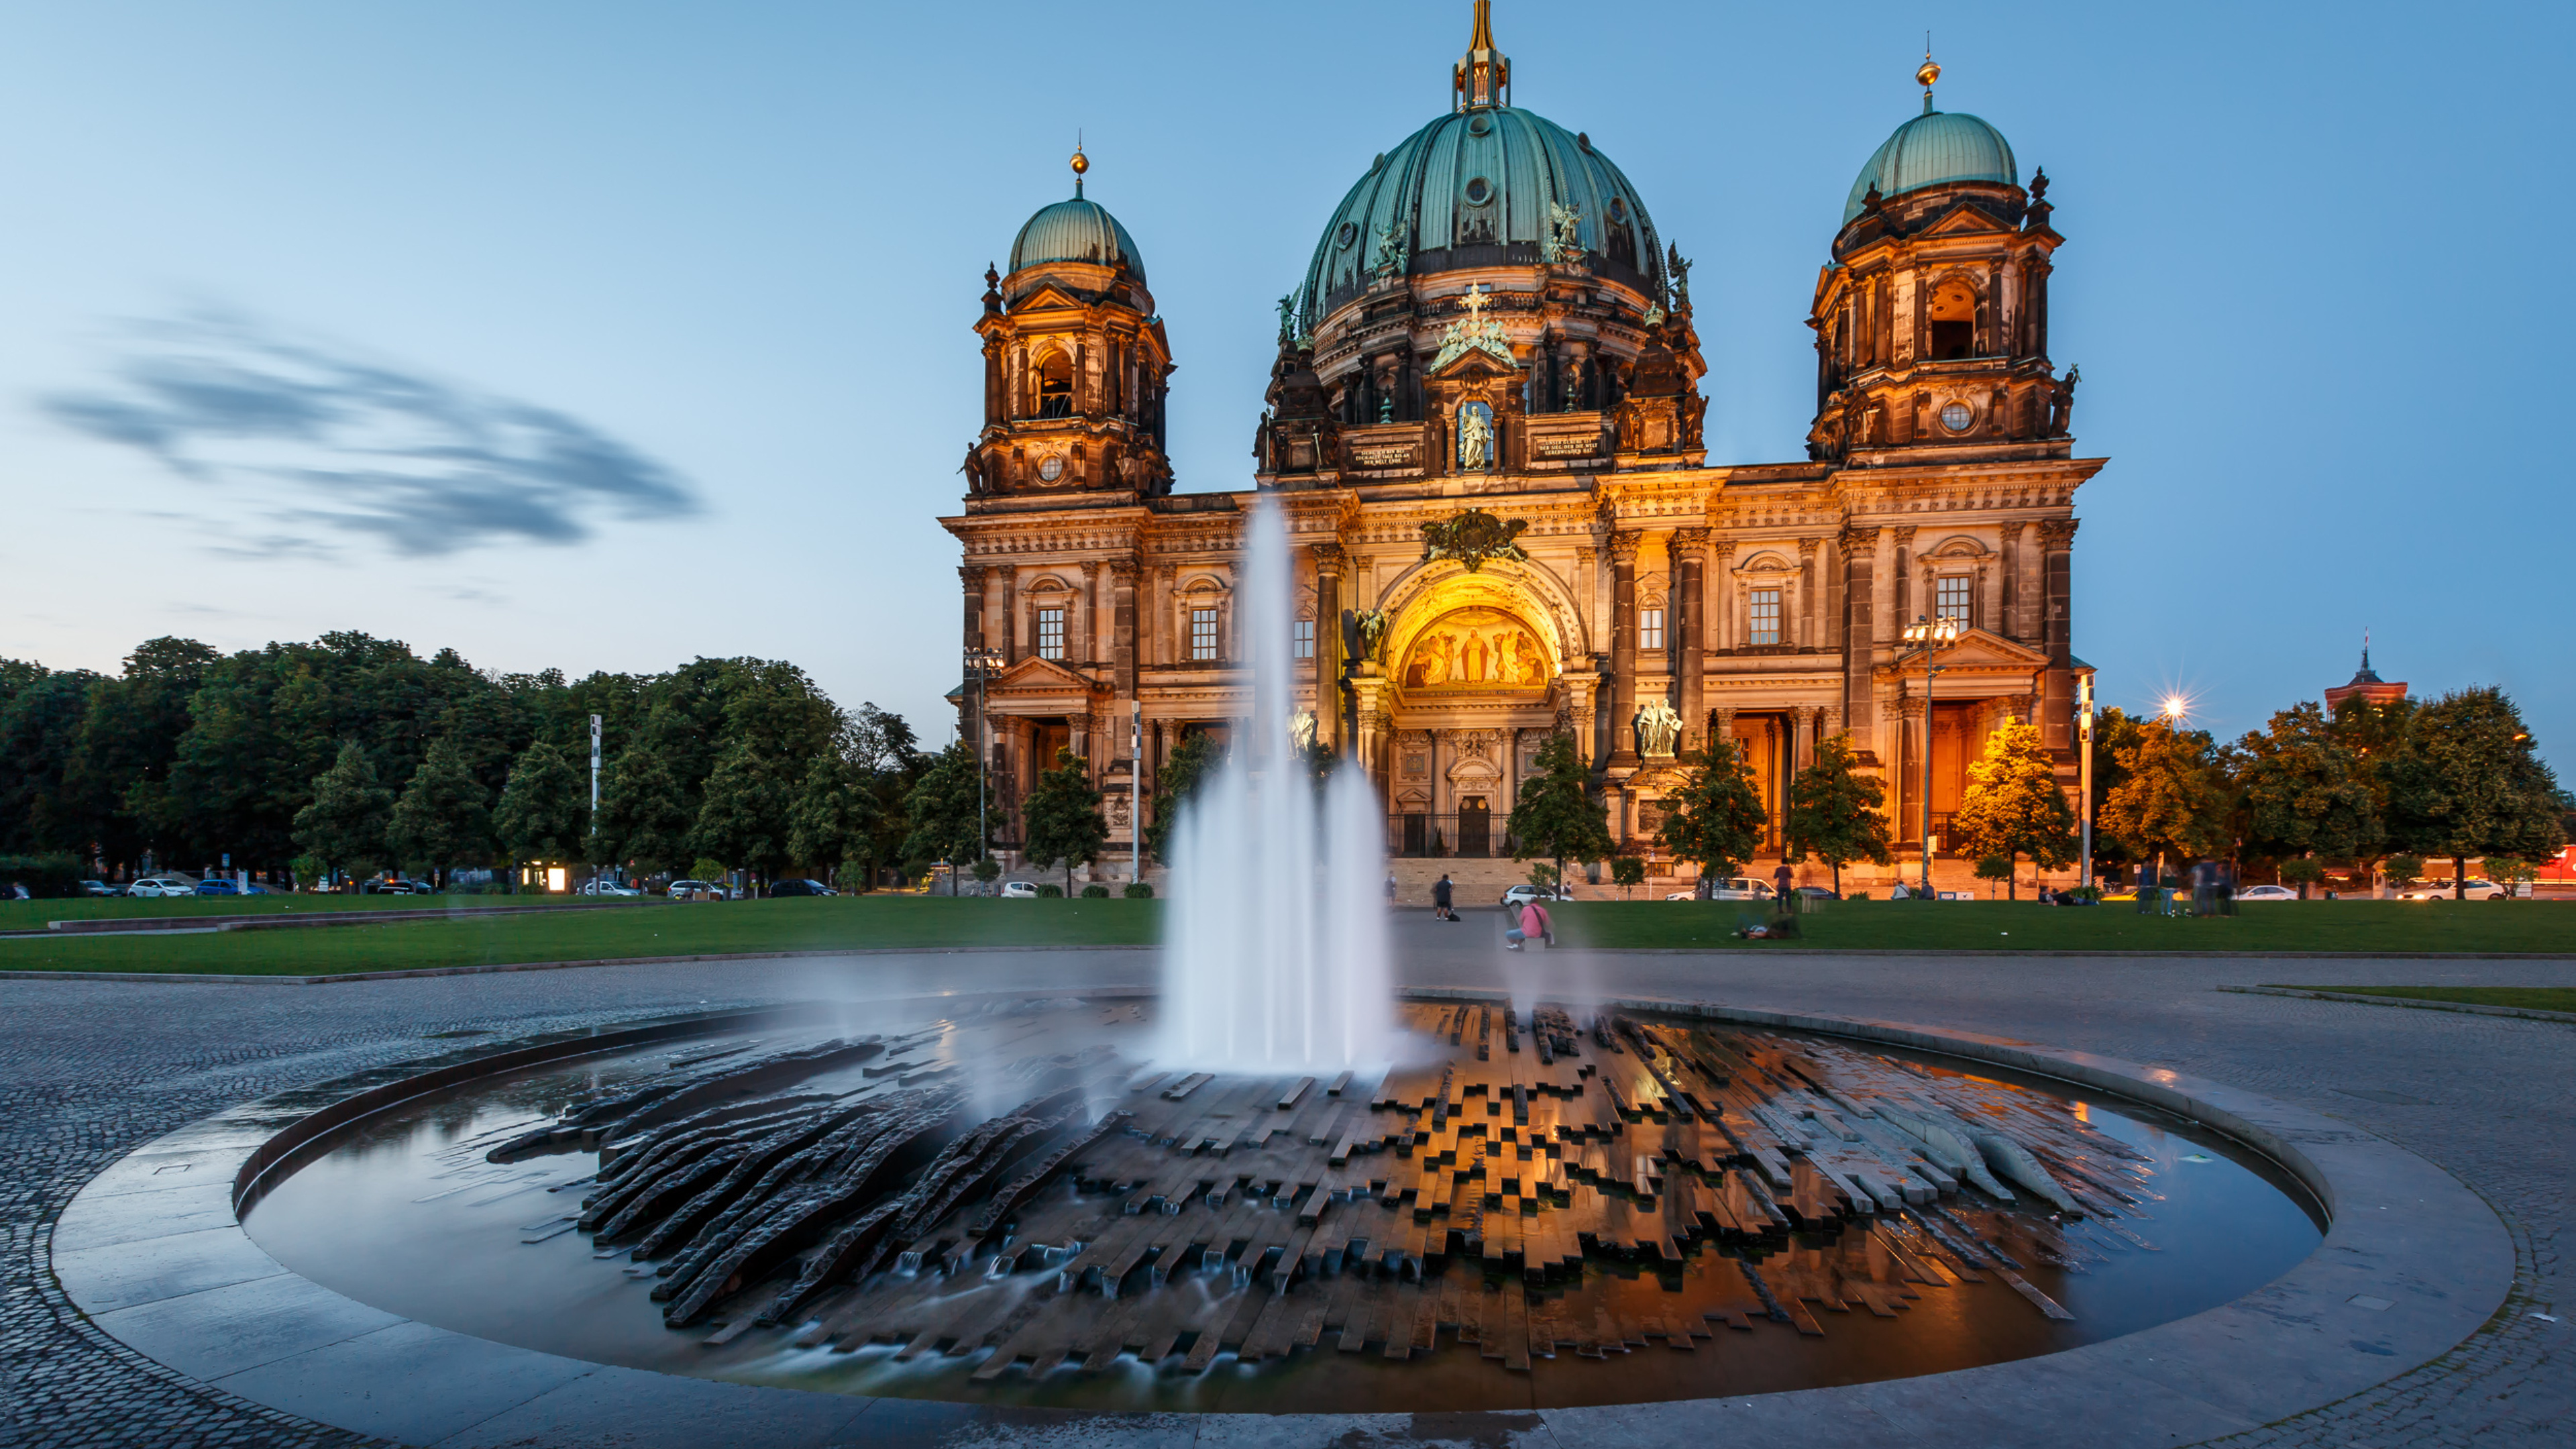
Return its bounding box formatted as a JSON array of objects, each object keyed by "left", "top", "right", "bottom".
[{"left": 942, "top": 5, "right": 2102, "bottom": 881}]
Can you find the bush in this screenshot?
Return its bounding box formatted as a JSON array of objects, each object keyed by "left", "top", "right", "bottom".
[
  {"left": 1848, "top": 890, "right": 1872, "bottom": 901},
  {"left": 1122, "top": 882, "right": 1155, "bottom": 899},
  {"left": 1080, "top": 884, "right": 1110, "bottom": 898},
  {"left": 1973, "top": 854, "right": 2013, "bottom": 884},
  {"left": 1037, "top": 883, "right": 1065, "bottom": 898},
  {"left": 0, "top": 853, "right": 86, "bottom": 898}
]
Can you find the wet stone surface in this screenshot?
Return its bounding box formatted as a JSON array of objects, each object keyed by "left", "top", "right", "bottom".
[{"left": 1, "top": 938, "right": 2570, "bottom": 1444}]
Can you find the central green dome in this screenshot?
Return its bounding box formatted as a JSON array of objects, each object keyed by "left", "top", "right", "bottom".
[
  {"left": 1843, "top": 107, "right": 2018, "bottom": 223},
  {"left": 1300, "top": 104, "right": 1664, "bottom": 319}
]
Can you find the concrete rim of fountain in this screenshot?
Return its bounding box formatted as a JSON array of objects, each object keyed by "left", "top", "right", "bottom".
[{"left": 52, "top": 985, "right": 2508, "bottom": 1449}]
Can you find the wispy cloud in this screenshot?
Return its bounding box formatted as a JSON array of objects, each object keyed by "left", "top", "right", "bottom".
[{"left": 44, "top": 313, "right": 700, "bottom": 559}]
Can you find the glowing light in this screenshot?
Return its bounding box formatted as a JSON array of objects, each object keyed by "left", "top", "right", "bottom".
[{"left": 2163, "top": 694, "right": 2188, "bottom": 720}]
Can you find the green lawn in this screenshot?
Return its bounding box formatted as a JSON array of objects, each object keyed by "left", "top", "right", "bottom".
[
  {"left": 0, "top": 894, "right": 618, "bottom": 931},
  {"left": 2268, "top": 985, "right": 2576, "bottom": 1013},
  {"left": 0, "top": 896, "right": 1161, "bottom": 975},
  {"left": 1552, "top": 899, "right": 2576, "bottom": 955}
]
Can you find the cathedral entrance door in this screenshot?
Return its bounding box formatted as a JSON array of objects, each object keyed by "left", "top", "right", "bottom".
[{"left": 1459, "top": 797, "right": 1491, "bottom": 858}]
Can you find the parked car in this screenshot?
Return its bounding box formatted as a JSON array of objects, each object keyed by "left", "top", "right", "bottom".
[
  {"left": 578, "top": 879, "right": 643, "bottom": 897},
  {"left": 768, "top": 879, "right": 836, "bottom": 898},
  {"left": 1000, "top": 881, "right": 1040, "bottom": 900},
  {"left": 1791, "top": 885, "right": 1842, "bottom": 901},
  {"left": 2398, "top": 879, "right": 2519, "bottom": 901},
  {"left": 123, "top": 877, "right": 192, "bottom": 898},
  {"left": 79, "top": 879, "right": 123, "bottom": 897},
  {"left": 359, "top": 879, "right": 420, "bottom": 895},
  {"left": 2234, "top": 883, "right": 2302, "bottom": 902},
  {"left": 193, "top": 877, "right": 241, "bottom": 896},
  {"left": 666, "top": 879, "right": 713, "bottom": 898},
  {"left": 1499, "top": 883, "right": 1572, "bottom": 908}
]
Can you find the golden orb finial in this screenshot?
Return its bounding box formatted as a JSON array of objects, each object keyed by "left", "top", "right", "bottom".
[
  {"left": 1916, "top": 56, "right": 1941, "bottom": 89},
  {"left": 1069, "top": 148, "right": 1089, "bottom": 178}
]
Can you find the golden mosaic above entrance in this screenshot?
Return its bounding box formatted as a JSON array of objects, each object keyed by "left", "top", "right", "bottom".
[{"left": 1397, "top": 607, "right": 1551, "bottom": 692}]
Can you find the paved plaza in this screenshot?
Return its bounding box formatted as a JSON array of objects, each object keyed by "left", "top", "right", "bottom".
[{"left": 4, "top": 918, "right": 2570, "bottom": 1447}]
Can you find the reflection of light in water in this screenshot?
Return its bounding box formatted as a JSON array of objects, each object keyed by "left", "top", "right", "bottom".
[{"left": 2072, "top": 1100, "right": 2090, "bottom": 1122}]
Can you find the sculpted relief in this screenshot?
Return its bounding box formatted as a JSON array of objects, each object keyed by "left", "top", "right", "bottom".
[{"left": 1398, "top": 608, "right": 1551, "bottom": 692}]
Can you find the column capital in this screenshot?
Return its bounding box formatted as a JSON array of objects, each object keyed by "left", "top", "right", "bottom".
[
  {"left": 2037, "top": 518, "right": 2080, "bottom": 548},
  {"left": 1837, "top": 526, "right": 1880, "bottom": 558},
  {"left": 1079, "top": 559, "right": 1101, "bottom": 580},
  {"left": 1892, "top": 524, "right": 1919, "bottom": 547},
  {"left": 1672, "top": 526, "right": 1712, "bottom": 554},
  {"left": 1609, "top": 529, "right": 1643, "bottom": 563},
  {"left": 1797, "top": 536, "right": 1819, "bottom": 558},
  {"left": 1107, "top": 557, "right": 1139, "bottom": 582},
  {"left": 960, "top": 563, "right": 988, "bottom": 586}
]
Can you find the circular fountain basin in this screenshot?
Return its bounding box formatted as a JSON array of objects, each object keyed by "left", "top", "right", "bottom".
[{"left": 237, "top": 994, "right": 2321, "bottom": 1413}]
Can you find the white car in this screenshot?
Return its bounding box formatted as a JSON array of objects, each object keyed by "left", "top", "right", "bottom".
[
  {"left": 2233, "top": 884, "right": 2302, "bottom": 902},
  {"left": 578, "top": 879, "right": 643, "bottom": 897},
  {"left": 2397, "top": 879, "right": 2518, "bottom": 901},
  {"left": 1665, "top": 877, "right": 1776, "bottom": 902},
  {"left": 126, "top": 877, "right": 195, "bottom": 898},
  {"left": 1000, "top": 881, "right": 1040, "bottom": 899},
  {"left": 1499, "top": 883, "right": 1572, "bottom": 908}
]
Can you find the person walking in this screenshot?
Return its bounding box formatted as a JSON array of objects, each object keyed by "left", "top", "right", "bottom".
[
  {"left": 1383, "top": 872, "right": 1397, "bottom": 903},
  {"left": 1772, "top": 861, "right": 1794, "bottom": 904},
  {"left": 1432, "top": 873, "right": 1455, "bottom": 922}
]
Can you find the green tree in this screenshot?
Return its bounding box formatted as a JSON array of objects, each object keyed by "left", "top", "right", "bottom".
[
  {"left": 1611, "top": 856, "right": 1646, "bottom": 900},
  {"left": 1656, "top": 737, "right": 1768, "bottom": 879},
  {"left": 899, "top": 741, "right": 985, "bottom": 892},
  {"left": 788, "top": 753, "right": 881, "bottom": 885},
  {"left": 1021, "top": 748, "right": 1108, "bottom": 896},
  {"left": 2382, "top": 853, "right": 2424, "bottom": 894},
  {"left": 1784, "top": 732, "right": 1894, "bottom": 896},
  {"left": 1950, "top": 716, "right": 2075, "bottom": 900},
  {"left": 694, "top": 743, "right": 799, "bottom": 881},
  {"left": 1507, "top": 729, "right": 1613, "bottom": 893},
  {"left": 74, "top": 638, "right": 221, "bottom": 873},
  {"left": 2274, "top": 854, "right": 2326, "bottom": 898},
  {"left": 492, "top": 741, "right": 583, "bottom": 889},
  {"left": 0, "top": 662, "right": 105, "bottom": 859},
  {"left": 2233, "top": 702, "right": 2384, "bottom": 871},
  {"left": 2383, "top": 688, "right": 2565, "bottom": 900},
  {"left": 597, "top": 747, "right": 694, "bottom": 875},
  {"left": 386, "top": 735, "right": 492, "bottom": 886},
  {"left": 1146, "top": 731, "right": 1226, "bottom": 865},
  {"left": 292, "top": 741, "right": 392, "bottom": 884},
  {"left": 2098, "top": 718, "right": 2229, "bottom": 885},
  {"left": 2083, "top": 706, "right": 2145, "bottom": 877}
]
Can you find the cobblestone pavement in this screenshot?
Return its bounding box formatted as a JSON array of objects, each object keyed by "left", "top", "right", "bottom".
[{"left": 2, "top": 937, "right": 2569, "bottom": 1446}]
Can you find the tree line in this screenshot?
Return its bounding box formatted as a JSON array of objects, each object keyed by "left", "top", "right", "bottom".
[
  {"left": 0, "top": 634, "right": 1004, "bottom": 893},
  {"left": 1498, "top": 686, "right": 2567, "bottom": 900}
]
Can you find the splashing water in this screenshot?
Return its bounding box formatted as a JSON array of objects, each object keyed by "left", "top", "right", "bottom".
[{"left": 1161, "top": 499, "right": 1393, "bottom": 1071}]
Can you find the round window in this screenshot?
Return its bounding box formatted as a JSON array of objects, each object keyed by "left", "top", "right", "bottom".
[
  {"left": 1037, "top": 455, "right": 1065, "bottom": 482},
  {"left": 1939, "top": 401, "right": 1973, "bottom": 432},
  {"left": 1464, "top": 176, "right": 1493, "bottom": 206},
  {"left": 1608, "top": 197, "right": 1627, "bottom": 223},
  {"left": 1467, "top": 113, "right": 1494, "bottom": 137},
  {"left": 1336, "top": 221, "right": 1358, "bottom": 250}
]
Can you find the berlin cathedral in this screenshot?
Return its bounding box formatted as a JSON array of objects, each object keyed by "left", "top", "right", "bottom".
[{"left": 943, "top": 3, "right": 2100, "bottom": 884}]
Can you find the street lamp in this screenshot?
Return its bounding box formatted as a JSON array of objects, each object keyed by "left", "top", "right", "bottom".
[
  {"left": 1896, "top": 614, "right": 1961, "bottom": 898},
  {"left": 963, "top": 646, "right": 1004, "bottom": 896}
]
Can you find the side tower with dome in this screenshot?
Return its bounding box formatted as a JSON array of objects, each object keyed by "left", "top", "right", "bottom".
[{"left": 941, "top": 7, "right": 2104, "bottom": 897}]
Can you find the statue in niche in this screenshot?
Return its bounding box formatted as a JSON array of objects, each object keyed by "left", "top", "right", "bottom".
[
  {"left": 1635, "top": 698, "right": 1682, "bottom": 758},
  {"left": 1354, "top": 607, "right": 1390, "bottom": 661},
  {"left": 2048, "top": 365, "right": 2080, "bottom": 437},
  {"left": 1456, "top": 400, "right": 1495, "bottom": 472},
  {"left": 1289, "top": 710, "right": 1317, "bottom": 755}
]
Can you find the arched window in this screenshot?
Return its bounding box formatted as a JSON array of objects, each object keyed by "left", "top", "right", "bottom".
[
  {"left": 1928, "top": 279, "right": 1976, "bottom": 360},
  {"left": 1036, "top": 352, "right": 1073, "bottom": 418}
]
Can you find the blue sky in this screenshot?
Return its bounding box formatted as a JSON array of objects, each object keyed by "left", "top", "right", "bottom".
[{"left": 0, "top": 1, "right": 2566, "bottom": 768}]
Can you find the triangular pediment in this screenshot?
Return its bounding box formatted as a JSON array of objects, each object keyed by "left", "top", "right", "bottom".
[
  {"left": 1426, "top": 343, "right": 1519, "bottom": 381},
  {"left": 1917, "top": 201, "right": 2015, "bottom": 239},
  {"left": 1923, "top": 627, "right": 2051, "bottom": 672},
  {"left": 1008, "top": 282, "right": 1095, "bottom": 317},
  {"left": 989, "top": 655, "right": 1095, "bottom": 694}
]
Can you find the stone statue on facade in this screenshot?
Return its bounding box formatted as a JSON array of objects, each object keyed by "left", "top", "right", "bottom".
[
  {"left": 1289, "top": 709, "right": 1318, "bottom": 755},
  {"left": 1635, "top": 698, "right": 1682, "bottom": 758},
  {"left": 1456, "top": 402, "right": 1493, "bottom": 470},
  {"left": 2048, "top": 365, "right": 2080, "bottom": 437},
  {"left": 1354, "top": 607, "right": 1391, "bottom": 661},
  {"left": 1419, "top": 507, "right": 1528, "bottom": 573},
  {"left": 1542, "top": 201, "right": 1583, "bottom": 266},
  {"left": 1373, "top": 220, "right": 1409, "bottom": 280}
]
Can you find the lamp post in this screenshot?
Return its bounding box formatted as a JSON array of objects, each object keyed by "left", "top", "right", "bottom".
[
  {"left": 1130, "top": 702, "right": 1143, "bottom": 885},
  {"left": 963, "top": 646, "right": 1004, "bottom": 896},
  {"left": 2076, "top": 670, "right": 2096, "bottom": 891},
  {"left": 1896, "top": 614, "right": 1960, "bottom": 898}
]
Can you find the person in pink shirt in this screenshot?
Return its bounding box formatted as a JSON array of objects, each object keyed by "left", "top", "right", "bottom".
[{"left": 1506, "top": 898, "right": 1554, "bottom": 950}]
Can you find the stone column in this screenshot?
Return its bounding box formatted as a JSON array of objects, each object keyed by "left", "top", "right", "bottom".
[
  {"left": 1798, "top": 538, "right": 1819, "bottom": 649},
  {"left": 1891, "top": 527, "right": 1917, "bottom": 628},
  {"left": 998, "top": 568, "right": 1020, "bottom": 665},
  {"left": 1711, "top": 541, "right": 1736, "bottom": 651},
  {"left": 2039, "top": 519, "right": 2078, "bottom": 755},
  {"left": 1312, "top": 542, "right": 1346, "bottom": 755},
  {"left": 1609, "top": 529, "right": 1642, "bottom": 763},
  {"left": 1793, "top": 703, "right": 1817, "bottom": 773},
  {"left": 1153, "top": 564, "right": 1176, "bottom": 665},
  {"left": 1074, "top": 561, "right": 1098, "bottom": 665},
  {"left": 1839, "top": 528, "right": 1878, "bottom": 757},
  {"left": 1110, "top": 559, "right": 1138, "bottom": 698},
  {"left": 1672, "top": 527, "right": 1709, "bottom": 751}
]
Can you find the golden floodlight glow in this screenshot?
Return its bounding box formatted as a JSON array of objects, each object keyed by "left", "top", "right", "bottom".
[{"left": 2163, "top": 694, "right": 2189, "bottom": 720}]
